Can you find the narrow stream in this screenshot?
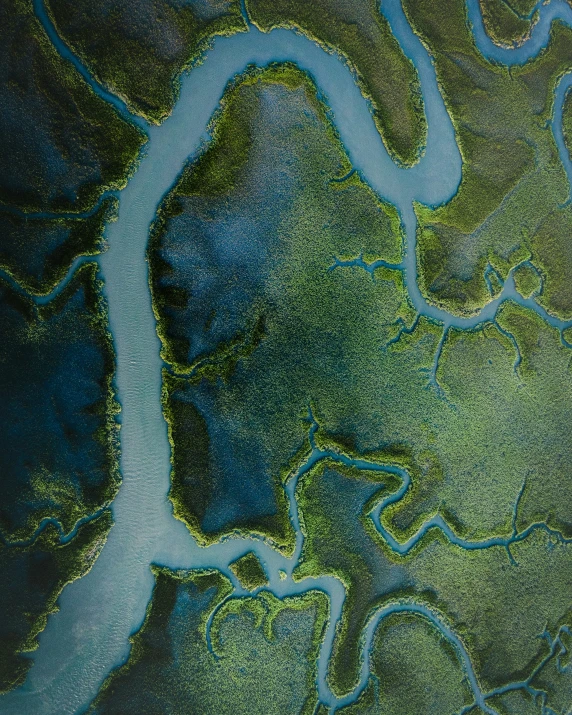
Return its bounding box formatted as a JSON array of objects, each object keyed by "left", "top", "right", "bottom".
[{"left": 2, "top": 0, "right": 572, "bottom": 713}]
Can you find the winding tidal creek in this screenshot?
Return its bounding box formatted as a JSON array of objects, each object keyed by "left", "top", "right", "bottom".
[{"left": 3, "top": 0, "right": 572, "bottom": 712}]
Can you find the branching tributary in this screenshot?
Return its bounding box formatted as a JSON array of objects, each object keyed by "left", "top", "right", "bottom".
[{"left": 2, "top": 0, "right": 572, "bottom": 713}]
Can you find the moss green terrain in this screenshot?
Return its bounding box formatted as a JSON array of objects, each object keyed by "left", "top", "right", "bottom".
[
  {"left": 402, "top": 0, "right": 572, "bottom": 318},
  {"left": 90, "top": 568, "right": 328, "bottom": 714},
  {"left": 479, "top": 0, "right": 538, "bottom": 47},
  {"left": 512, "top": 261, "right": 542, "bottom": 298},
  {"left": 152, "top": 58, "right": 572, "bottom": 566},
  {"left": 488, "top": 689, "right": 541, "bottom": 715},
  {"left": 229, "top": 551, "right": 268, "bottom": 590},
  {"left": 405, "top": 529, "right": 572, "bottom": 694},
  {"left": 146, "top": 55, "right": 572, "bottom": 708},
  {"left": 246, "top": 0, "right": 427, "bottom": 166},
  {"left": 0, "top": 511, "right": 112, "bottom": 694},
  {"left": 375, "top": 302, "right": 572, "bottom": 543},
  {"left": 45, "top": 0, "right": 246, "bottom": 123},
  {"left": 294, "top": 453, "right": 572, "bottom": 701},
  {"left": 563, "top": 84, "right": 572, "bottom": 159},
  {"left": 2, "top": 0, "right": 566, "bottom": 706},
  {"left": 294, "top": 461, "right": 409, "bottom": 695},
  {"left": 527, "top": 627, "right": 572, "bottom": 715}
]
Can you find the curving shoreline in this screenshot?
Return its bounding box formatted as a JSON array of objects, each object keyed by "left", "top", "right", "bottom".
[{"left": 2, "top": 0, "right": 572, "bottom": 713}]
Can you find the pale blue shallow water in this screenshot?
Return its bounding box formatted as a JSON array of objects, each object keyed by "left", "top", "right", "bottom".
[{"left": 1, "top": 0, "right": 572, "bottom": 713}]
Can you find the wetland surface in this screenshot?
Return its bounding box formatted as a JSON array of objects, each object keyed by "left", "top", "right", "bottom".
[{"left": 2, "top": 0, "right": 572, "bottom": 712}]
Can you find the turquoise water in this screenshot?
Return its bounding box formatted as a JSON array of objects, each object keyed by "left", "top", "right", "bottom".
[{"left": 2, "top": 0, "right": 572, "bottom": 712}]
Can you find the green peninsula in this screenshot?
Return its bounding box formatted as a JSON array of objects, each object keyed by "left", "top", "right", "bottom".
[
  {"left": 479, "top": 0, "right": 538, "bottom": 47},
  {"left": 0, "top": 512, "right": 112, "bottom": 693}
]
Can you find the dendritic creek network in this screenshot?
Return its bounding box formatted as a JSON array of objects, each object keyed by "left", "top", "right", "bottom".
[{"left": 1, "top": 0, "right": 572, "bottom": 713}]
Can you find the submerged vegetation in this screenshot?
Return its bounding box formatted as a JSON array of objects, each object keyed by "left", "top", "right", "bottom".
[{"left": 245, "top": 0, "right": 427, "bottom": 166}]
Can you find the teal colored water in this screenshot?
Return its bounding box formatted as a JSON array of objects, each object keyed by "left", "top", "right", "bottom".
[{"left": 2, "top": 0, "right": 572, "bottom": 713}]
